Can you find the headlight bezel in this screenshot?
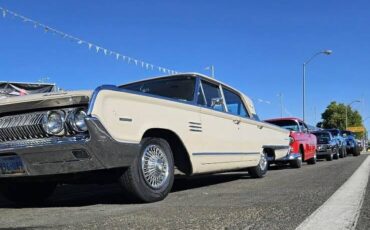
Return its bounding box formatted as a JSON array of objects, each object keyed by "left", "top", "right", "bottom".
[
  {"left": 42, "top": 110, "right": 66, "bottom": 136},
  {"left": 67, "top": 108, "right": 88, "bottom": 133}
]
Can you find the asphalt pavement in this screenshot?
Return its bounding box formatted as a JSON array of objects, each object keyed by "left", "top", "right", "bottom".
[{"left": 0, "top": 153, "right": 369, "bottom": 230}]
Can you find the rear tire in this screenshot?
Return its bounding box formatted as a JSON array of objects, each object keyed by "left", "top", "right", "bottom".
[
  {"left": 0, "top": 182, "right": 56, "bottom": 205},
  {"left": 248, "top": 152, "right": 268, "bottom": 178},
  {"left": 119, "top": 137, "right": 174, "bottom": 203}
]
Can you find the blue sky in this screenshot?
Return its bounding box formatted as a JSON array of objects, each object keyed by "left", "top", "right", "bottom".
[{"left": 1, "top": 1, "right": 369, "bottom": 128}]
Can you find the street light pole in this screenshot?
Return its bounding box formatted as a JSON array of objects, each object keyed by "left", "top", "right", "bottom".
[
  {"left": 346, "top": 100, "right": 361, "bottom": 129},
  {"left": 302, "top": 50, "right": 332, "bottom": 122}
]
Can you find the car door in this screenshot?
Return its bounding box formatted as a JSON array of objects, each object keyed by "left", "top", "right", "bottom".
[
  {"left": 194, "top": 79, "right": 245, "bottom": 168},
  {"left": 221, "top": 86, "right": 263, "bottom": 163},
  {"left": 299, "top": 121, "right": 315, "bottom": 156}
]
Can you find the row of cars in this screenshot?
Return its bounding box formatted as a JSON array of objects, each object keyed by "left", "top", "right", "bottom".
[
  {"left": 264, "top": 118, "right": 362, "bottom": 168},
  {"left": 0, "top": 73, "right": 363, "bottom": 205}
]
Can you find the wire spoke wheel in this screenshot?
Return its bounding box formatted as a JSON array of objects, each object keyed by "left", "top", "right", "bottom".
[
  {"left": 259, "top": 152, "right": 268, "bottom": 171},
  {"left": 141, "top": 144, "right": 170, "bottom": 189}
]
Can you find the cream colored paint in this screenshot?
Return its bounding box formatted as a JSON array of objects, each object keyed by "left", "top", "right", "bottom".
[{"left": 91, "top": 89, "right": 290, "bottom": 174}]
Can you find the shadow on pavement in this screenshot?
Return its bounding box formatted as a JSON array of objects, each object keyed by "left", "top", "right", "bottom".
[{"left": 0, "top": 172, "right": 252, "bottom": 208}]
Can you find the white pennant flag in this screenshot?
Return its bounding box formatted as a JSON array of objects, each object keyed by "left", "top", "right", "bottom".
[
  {"left": 122, "top": 56, "right": 126, "bottom": 61},
  {"left": 158, "top": 67, "right": 162, "bottom": 72},
  {"left": 116, "top": 53, "right": 120, "bottom": 60},
  {"left": 134, "top": 60, "right": 138, "bottom": 65},
  {"left": 96, "top": 46, "right": 100, "bottom": 53},
  {"left": 128, "top": 58, "right": 131, "bottom": 63},
  {"left": 151, "top": 65, "right": 154, "bottom": 70},
  {"left": 103, "top": 49, "right": 107, "bottom": 55},
  {"left": 146, "top": 63, "right": 149, "bottom": 69},
  {"left": 88, "top": 43, "right": 93, "bottom": 49},
  {"left": 141, "top": 62, "right": 144, "bottom": 68},
  {"left": 2, "top": 9, "right": 6, "bottom": 18},
  {"left": 77, "top": 40, "right": 83, "bottom": 45}
]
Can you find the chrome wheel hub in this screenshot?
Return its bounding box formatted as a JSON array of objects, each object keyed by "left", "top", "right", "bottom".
[
  {"left": 260, "top": 153, "right": 268, "bottom": 170},
  {"left": 141, "top": 144, "right": 169, "bottom": 189}
]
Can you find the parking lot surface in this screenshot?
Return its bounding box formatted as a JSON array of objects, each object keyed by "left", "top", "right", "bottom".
[{"left": 0, "top": 154, "right": 369, "bottom": 230}]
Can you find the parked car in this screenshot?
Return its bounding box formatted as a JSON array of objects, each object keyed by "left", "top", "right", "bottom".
[
  {"left": 341, "top": 130, "right": 361, "bottom": 156},
  {"left": 0, "top": 73, "right": 291, "bottom": 204},
  {"left": 311, "top": 131, "right": 339, "bottom": 161},
  {"left": 264, "top": 117, "right": 317, "bottom": 168},
  {"left": 326, "top": 129, "right": 347, "bottom": 158}
]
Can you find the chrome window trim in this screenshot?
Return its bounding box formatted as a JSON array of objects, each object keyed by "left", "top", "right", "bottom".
[
  {"left": 219, "top": 83, "right": 228, "bottom": 113},
  {"left": 221, "top": 86, "right": 251, "bottom": 118},
  {"left": 87, "top": 75, "right": 262, "bottom": 125}
]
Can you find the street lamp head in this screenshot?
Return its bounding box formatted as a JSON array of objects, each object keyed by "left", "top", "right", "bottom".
[{"left": 323, "top": 50, "right": 333, "bottom": 55}]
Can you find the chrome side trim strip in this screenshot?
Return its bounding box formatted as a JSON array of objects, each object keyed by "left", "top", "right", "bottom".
[{"left": 192, "top": 152, "right": 260, "bottom": 156}]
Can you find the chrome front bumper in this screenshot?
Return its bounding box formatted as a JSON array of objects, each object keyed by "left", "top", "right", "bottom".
[{"left": 0, "top": 117, "right": 140, "bottom": 178}]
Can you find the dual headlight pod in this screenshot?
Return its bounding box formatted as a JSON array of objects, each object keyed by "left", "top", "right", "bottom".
[{"left": 42, "top": 108, "right": 88, "bottom": 136}]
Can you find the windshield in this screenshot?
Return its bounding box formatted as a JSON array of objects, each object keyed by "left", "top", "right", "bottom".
[
  {"left": 328, "top": 130, "right": 339, "bottom": 136},
  {"left": 266, "top": 120, "right": 299, "bottom": 132},
  {"left": 120, "top": 76, "right": 196, "bottom": 102},
  {"left": 313, "top": 132, "right": 331, "bottom": 144}
]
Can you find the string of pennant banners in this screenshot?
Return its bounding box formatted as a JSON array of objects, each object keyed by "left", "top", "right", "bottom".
[{"left": 0, "top": 6, "right": 179, "bottom": 75}]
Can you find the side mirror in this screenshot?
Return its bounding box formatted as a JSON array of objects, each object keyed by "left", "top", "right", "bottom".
[{"left": 211, "top": 97, "right": 224, "bottom": 108}]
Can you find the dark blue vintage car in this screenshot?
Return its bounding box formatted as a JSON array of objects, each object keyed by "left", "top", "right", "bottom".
[{"left": 311, "top": 131, "right": 339, "bottom": 161}]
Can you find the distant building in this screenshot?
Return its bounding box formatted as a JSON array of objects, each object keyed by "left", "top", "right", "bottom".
[{"left": 0, "top": 81, "right": 57, "bottom": 99}]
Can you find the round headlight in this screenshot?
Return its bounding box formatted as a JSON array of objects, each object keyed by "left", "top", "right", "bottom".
[
  {"left": 68, "top": 109, "right": 87, "bottom": 132},
  {"left": 42, "top": 111, "right": 65, "bottom": 135}
]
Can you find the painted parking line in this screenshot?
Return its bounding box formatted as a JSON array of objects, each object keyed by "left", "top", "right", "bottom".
[{"left": 296, "top": 155, "right": 370, "bottom": 230}]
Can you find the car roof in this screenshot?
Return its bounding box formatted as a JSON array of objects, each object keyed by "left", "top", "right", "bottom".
[
  {"left": 119, "top": 72, "right": 256, "bottom": 114},
  {"left": 264, "top": 117, "right": 303, "bottom": 122}
]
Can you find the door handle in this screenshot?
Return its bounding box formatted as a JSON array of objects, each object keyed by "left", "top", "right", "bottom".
[{"left": 233, "top": 119, "right": 241, "bottom": 124}]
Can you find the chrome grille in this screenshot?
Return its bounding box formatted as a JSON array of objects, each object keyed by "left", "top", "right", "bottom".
[{"left": 0, "top": 112, "right": 48, "bottom": 142}]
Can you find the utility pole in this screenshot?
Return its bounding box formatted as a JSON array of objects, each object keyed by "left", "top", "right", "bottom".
[
  {"left": 205, "top": 66, "right": 215, "bottom": 78},
  {"left": 38, "top": 76, "right": 50, "bottom": 83},
  {"left": 277, "top": 93, "right": 283, "bottom": 117}
]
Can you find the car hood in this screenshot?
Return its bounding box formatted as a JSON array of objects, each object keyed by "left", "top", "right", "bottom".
[{"left": 0, "top": 90, "right": 93, "bottom": 115}]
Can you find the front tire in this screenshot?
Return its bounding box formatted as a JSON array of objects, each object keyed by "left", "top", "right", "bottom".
[
  {"left": 248, "top": 152, "right": 268, "bottom": 178},
  {"left": 307, "top": 153, "right": 317, "bottom": 165},
  {"left": 333, "top": 148, "right": 339, "bottom": 160},
  {"left": 326, "top": 152, "right": 333, "bottom": 161},
  {"left": 119, "top": 137, "right": 174, "bottom": 203},
  {"left": 0, "top": 182, "right": 56, "bottom": 205},
  {"left": 290, "top": 153, "right": 302, "bottom": 168}
]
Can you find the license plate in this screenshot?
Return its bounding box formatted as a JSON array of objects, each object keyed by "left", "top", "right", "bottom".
[{"left": 0, "top": 156, "right": 25, "bottom": 175}]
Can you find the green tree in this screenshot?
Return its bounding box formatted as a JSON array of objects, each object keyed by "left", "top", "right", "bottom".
[{"left": 321, "top": 101, "right": 363, "bottom": 137}]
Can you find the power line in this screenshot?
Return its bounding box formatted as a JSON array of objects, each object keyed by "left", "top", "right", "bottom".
[{"left": 0, "top": 6, "right": 179, "bottom": 75}]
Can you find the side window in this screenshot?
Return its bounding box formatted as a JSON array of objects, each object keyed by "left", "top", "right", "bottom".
[
  {"left": 299, "top": 122, "right": 308, "bottom": 132},
  {"left": 223, "top": 87, "right": 249, "bottom": 117},
  {"left": 198, "top": 81, "right": 224, "bottom": 112}
]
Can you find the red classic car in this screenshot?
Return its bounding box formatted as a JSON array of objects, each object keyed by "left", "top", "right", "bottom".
[{"left": 264, "top": 117, "right": 317, "bottom": 168}]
